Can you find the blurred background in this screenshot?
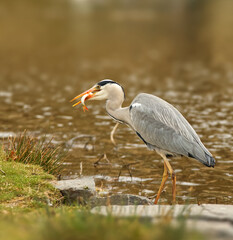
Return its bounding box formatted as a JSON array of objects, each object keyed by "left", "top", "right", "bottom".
[{"left": 0, "top": 0, "right": 232, "bottom": 204}]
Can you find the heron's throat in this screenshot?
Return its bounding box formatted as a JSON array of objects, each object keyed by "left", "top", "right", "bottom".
[{"left": 106, "top": 99, "right": 130, "bottom": 124}]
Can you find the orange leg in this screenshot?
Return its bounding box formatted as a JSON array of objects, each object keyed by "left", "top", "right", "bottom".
[
  {"left": 163, "top": 155, "right": 176, "bottom": 204},
  {"left": 154, "top": 161, "right": 168, "bottom": 204},
  {"left": 154, "top": 154, "right": 176, "bottom": 204},
  {"left": 172, "top": 172, "right": 176, "bottom": 203}
]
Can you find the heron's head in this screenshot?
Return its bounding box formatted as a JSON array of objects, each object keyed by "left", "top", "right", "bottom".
[{"left": 70, "top": 79, "right": 125, "bottom": 111}]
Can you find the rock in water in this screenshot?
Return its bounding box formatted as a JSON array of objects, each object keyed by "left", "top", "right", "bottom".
[{"left": 53, "top": 177, "right": 96, "bottom": 204}]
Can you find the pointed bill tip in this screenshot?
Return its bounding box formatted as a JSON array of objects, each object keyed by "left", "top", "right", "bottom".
[{"left": 72, "top": 101, "right": 81, "bottom": 107}]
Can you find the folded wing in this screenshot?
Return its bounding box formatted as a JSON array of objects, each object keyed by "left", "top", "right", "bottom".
[{"left": 129, "top": 93, "right": 215, "bottom": 167}]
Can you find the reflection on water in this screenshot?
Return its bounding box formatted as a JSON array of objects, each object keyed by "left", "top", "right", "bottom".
[{"left": 0, "top": 0, "right": 232, "bottom": 204}]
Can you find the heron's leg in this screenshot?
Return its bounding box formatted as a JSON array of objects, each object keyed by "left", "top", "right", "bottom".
[
  {"left": 154, "top": 161, "right": 168, "bottom": 204},
  {"left": 110, "top": 123, "right": 119, "bottom": 146},
  {"left": 162, "top": 155, "right": 176, "bottom": 204}
]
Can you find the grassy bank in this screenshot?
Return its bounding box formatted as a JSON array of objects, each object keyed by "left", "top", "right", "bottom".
[
  {"left": 0, "top": 146, "right": 61, "bottom": 212},
  {"left": 0, "top": 138, "right": 205, "bottom": 240}
]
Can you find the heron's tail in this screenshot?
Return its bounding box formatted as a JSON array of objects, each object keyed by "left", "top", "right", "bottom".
[
  {"left": 204, "top": 153, "right": 215, "bottom": 168},
  {"left": 186, "top": 141, "right": 216, "bottom": 168}
]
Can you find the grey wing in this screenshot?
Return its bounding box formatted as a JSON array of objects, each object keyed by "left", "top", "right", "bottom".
[{"left": 129, "top": 93, "right": 215, "bottom": 167}]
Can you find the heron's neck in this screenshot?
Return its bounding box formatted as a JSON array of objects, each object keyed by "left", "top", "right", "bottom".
[{"left": 106, "top": 99, "right": 130, "bottom": 124}]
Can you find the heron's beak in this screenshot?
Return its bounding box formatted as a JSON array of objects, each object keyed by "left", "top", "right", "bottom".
[{"left": 70, "top": 86, "right": 99, "bottom": 110}]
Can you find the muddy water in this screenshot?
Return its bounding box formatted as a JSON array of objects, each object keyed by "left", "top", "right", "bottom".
[{"left": 0, "top": 0, "right": 232, "bottom": 204}]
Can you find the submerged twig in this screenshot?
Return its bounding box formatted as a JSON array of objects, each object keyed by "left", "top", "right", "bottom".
[
  {"left": 94, "top": 153, "right": 111, "bottom": 167},
  {"left": 0, "top": 168, "right": 6, "bottom": 175},
  {"left": 84, "top": 136, "right": 95, "bottom": 151},
  {"left": 79, "top": 162, "right": 83, "bottom": 176},
  {"left": 66, "top": 135, "right": 95, "bottom": 151},
  {"left": 110, "top": 123, "right": 119, "bottom": 146},
  {"left": 117, "top": 162, "right": 139, "bottom": 180}
]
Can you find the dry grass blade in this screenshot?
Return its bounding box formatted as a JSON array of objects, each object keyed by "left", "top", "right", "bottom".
[{"left": 5, "top": 131, "right": 66, "bottom": 175}]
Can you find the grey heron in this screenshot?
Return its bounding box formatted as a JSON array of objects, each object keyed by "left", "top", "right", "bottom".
[{"left": 71, "top": 79, "right": 215, "bottom": 204}]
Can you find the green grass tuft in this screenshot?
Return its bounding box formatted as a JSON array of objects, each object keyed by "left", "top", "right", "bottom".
[{"left": 5, "top": 131, "right": 66, "bottom": 175}]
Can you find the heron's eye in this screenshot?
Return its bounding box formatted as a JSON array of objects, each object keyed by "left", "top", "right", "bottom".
[{"left": 95, "top": 85, "right": 101, "bottom": 91}]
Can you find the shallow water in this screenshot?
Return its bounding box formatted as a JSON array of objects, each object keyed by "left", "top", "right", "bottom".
[{"left": 0, "top": 0, "right": 233, "bottom": 204}]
